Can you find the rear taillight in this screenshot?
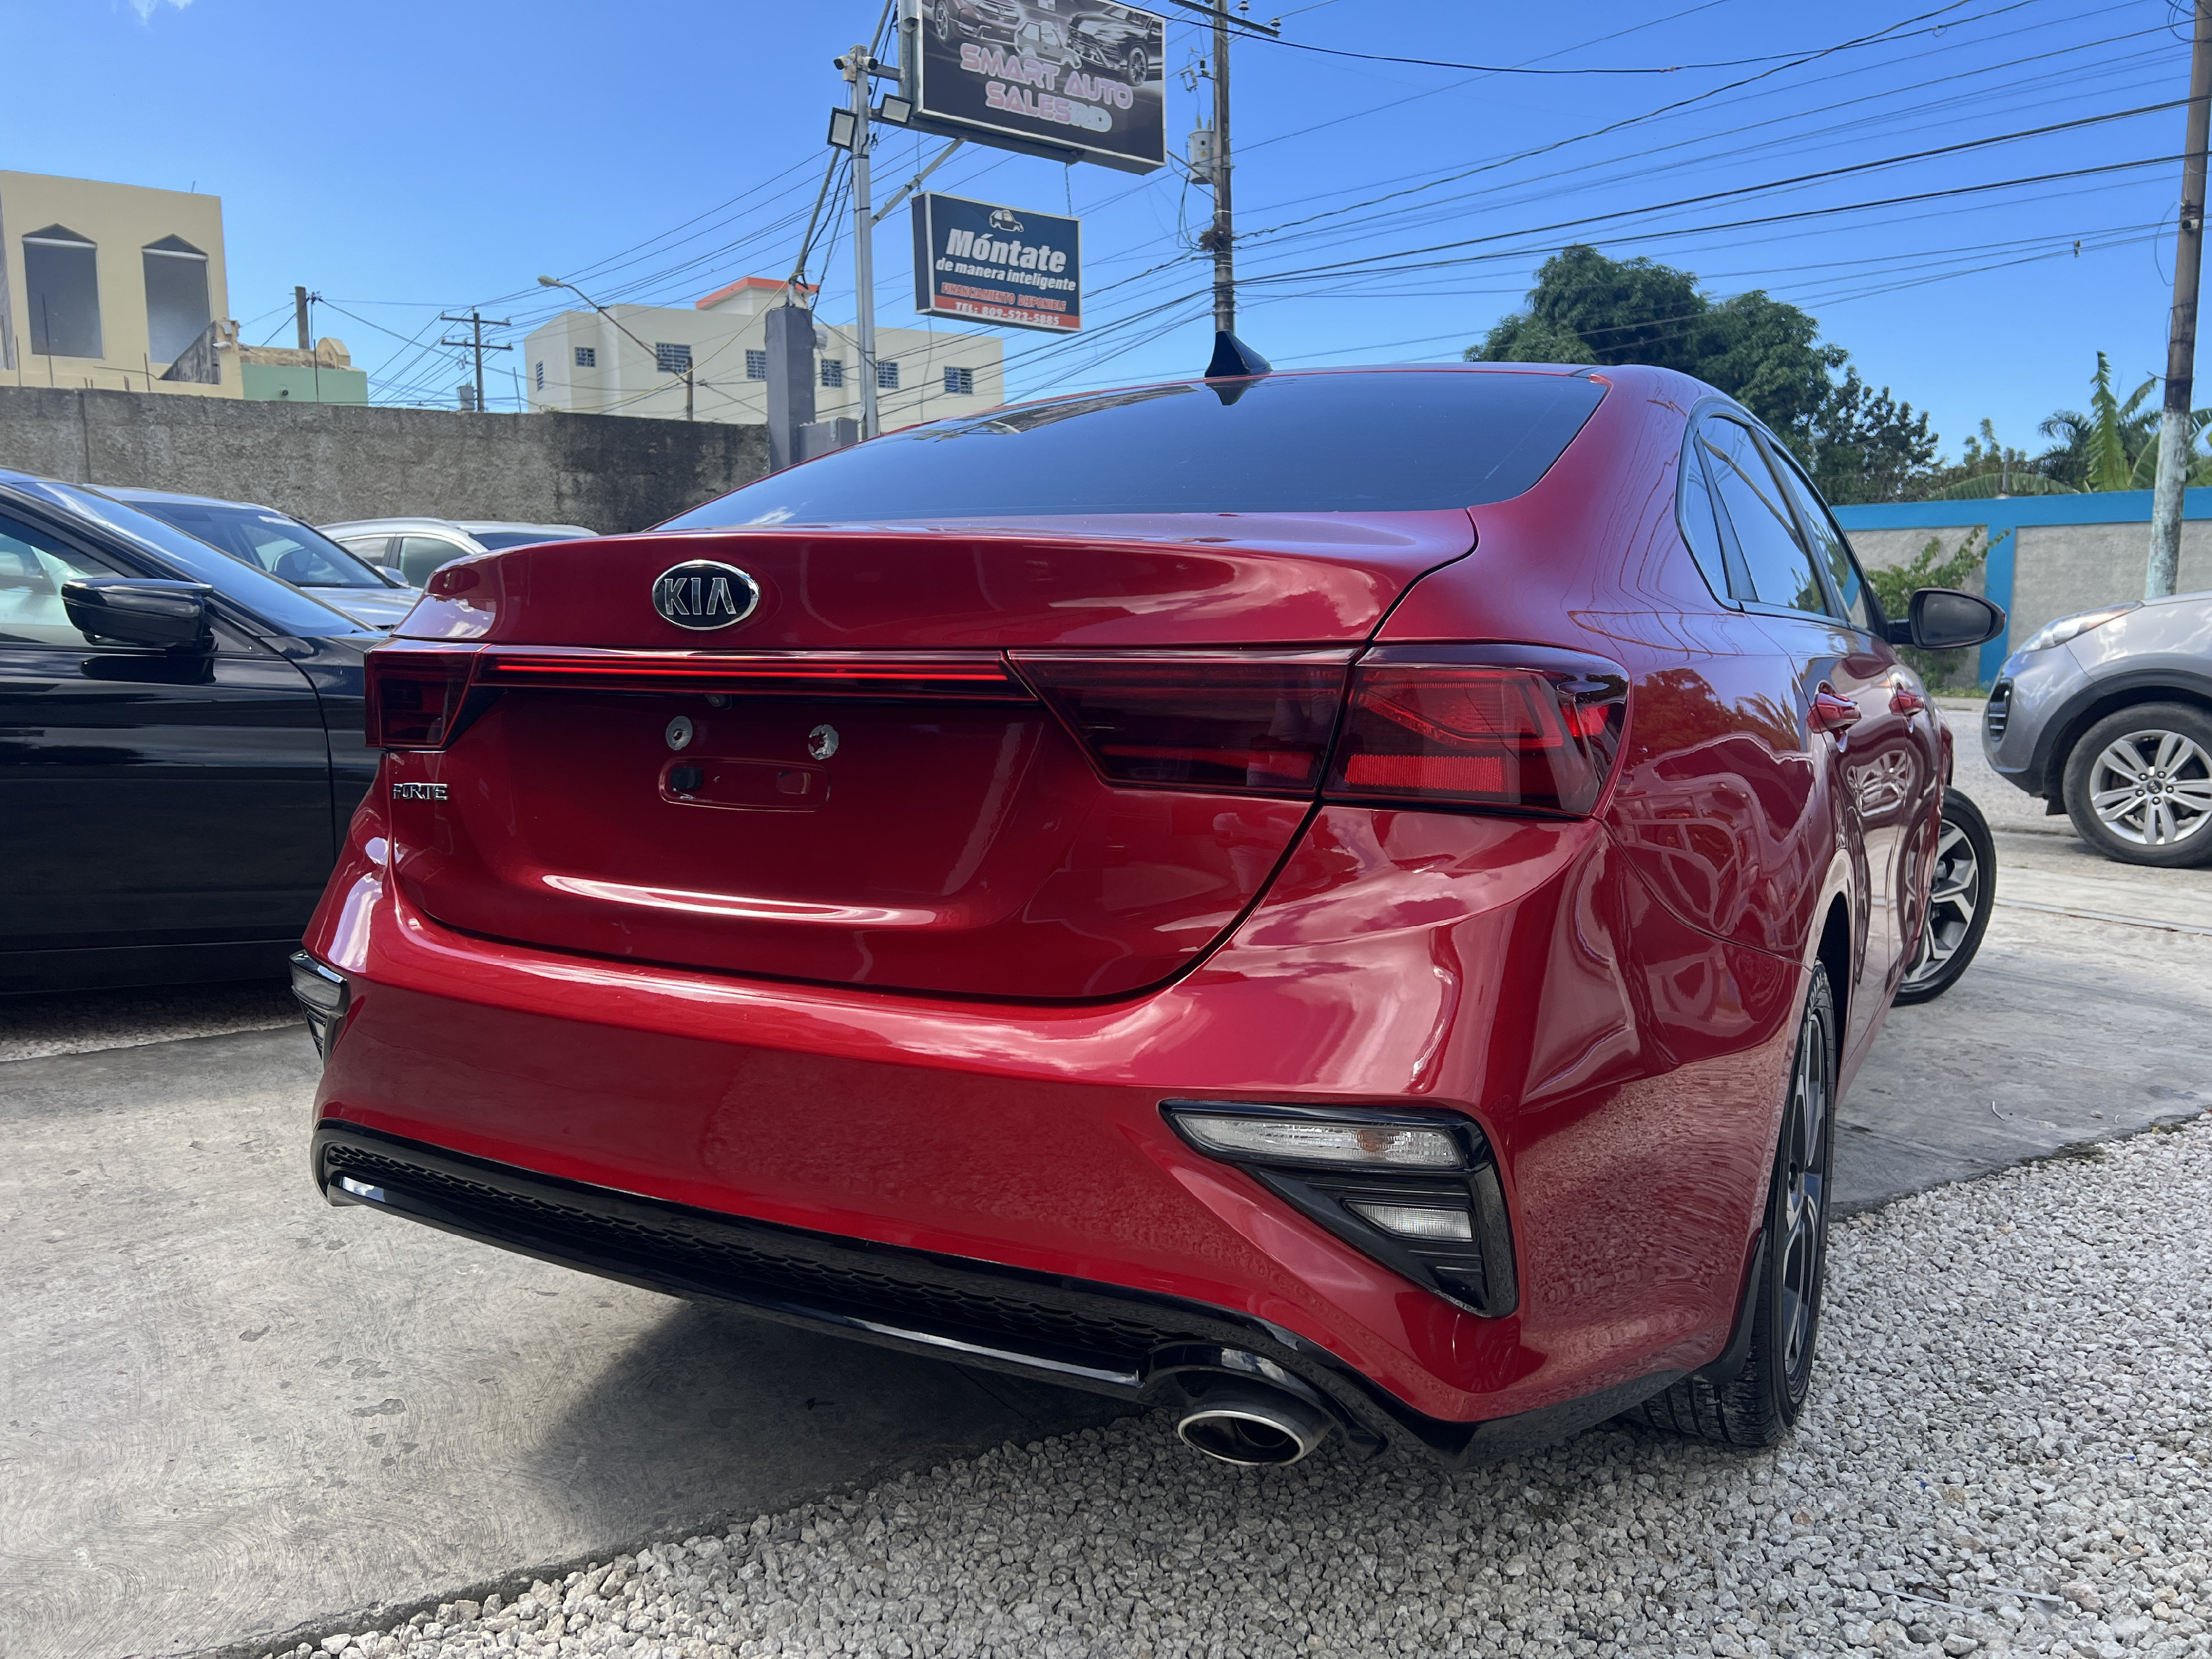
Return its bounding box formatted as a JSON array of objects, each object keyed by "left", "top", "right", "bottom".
[
  {"left": 395, "top": 559, "right": 501, "bottom": 641},
  {"left": 363, "top": 646, "right": 479, "bottom": 748},
  {"left": 1013, "top": 651, "right": 1354, "bottom": 794},
  {"left": 1323, "top": 649, "right": 1628, "bottom": 817}
]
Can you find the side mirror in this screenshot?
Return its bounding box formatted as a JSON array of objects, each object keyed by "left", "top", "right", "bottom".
[
  {"left": 379, "top": 565, "right": 409, "bottom": 587},
  {"left": 1884, "top": 587, "right": 2005, "bottom": 652},
  {"left": 61, "top": 577, "right": 215, "bottom": 651}
]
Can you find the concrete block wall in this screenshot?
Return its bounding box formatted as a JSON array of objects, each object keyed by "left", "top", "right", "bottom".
[
  {"left": 0, "top": 385, "right": 769, "bottom": 534},
  {"left": 1833, "top": 489, "right": 2212, "bottom": 684},
  {"left": 1846, "top": 522, "right": 2212, "bottom": 647}
]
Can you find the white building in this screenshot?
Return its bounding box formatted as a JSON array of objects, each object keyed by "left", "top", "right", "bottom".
[{"left": 521, "top": 276, "right": 1005, "bottom": 427}]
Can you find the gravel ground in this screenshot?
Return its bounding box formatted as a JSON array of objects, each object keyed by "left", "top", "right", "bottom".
[
  {"left": 260, "top": 1117, "right": 2212, "bottom": 1659},
  {"left": 0, "top": 980, "right": 300, "bottom": 1063}
]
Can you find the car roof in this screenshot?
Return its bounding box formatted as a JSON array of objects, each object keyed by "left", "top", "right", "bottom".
[
  {"left": 453, "top": 521, "right": 598, "bottom": 536},
  {"left": 320, "top": 517, "right": 471, "bottom": 535},
  {"left": 94, "top": 483, "right": 296, "bottom": 516}
]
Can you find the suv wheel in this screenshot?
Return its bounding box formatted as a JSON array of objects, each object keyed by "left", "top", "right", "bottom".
[
  {"left": 1895, "top": 787, "right": 1994, "bottom": 1005},
  {"left": 1639, "top": 963, "right": 1836, "bottom": 1447},
  {"left": 2062, "top": 701, "right": 2212, "bottom": 867}
]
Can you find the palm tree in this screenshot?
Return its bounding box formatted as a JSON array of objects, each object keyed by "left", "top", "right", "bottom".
[{"left": 2034, "top": 352, "right": 2212, "bottom": 490}]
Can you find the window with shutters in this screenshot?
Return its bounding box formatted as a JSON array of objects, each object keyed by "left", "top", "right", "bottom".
[
  {"left": 746, "top": 349, "right": 769, "bottom": 380},
  {"left": 24, "top": 226, "right": 101, "bottom": 359},
  {"left": 573, "top": 346, "right": 596, "bottom": 368},
  {"left": 142, "top": 237, "right": 210, "bottom": 363},
  {"left": 821, "top": 358, "right": 845, "bottom": 388},
  {"left": 655, "top": 342, "right": 692, "bottom": 374},
  {"left": 944, "top": 366, "right": 974, "bottom": 395},
  {"left": 876, "top": 359, "right": 898, "bottom": 389}
]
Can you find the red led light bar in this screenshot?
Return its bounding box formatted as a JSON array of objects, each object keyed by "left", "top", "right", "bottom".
[{"left": 472, "top": 648, "right": 1032, "bottom": 701}]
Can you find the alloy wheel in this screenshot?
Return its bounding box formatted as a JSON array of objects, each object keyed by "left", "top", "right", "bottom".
[
  {"left": 2088, "top": 727, "right": 2212, "bottom": 848},
  {"left": 1899, "top": 817, "right": 1982, "bottom": 995},
  {"left": 1777, "top": 994, "right": 1833, "bottom": 1398}
]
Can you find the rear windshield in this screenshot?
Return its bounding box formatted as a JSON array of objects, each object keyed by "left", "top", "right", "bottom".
[
  {"left": 662, "top": 370, "right": 1604, "bottom": 526},
  {"left": 472, "top": 530, "right": 587, "bottom": 551},
  {"left": 129, "top": 499, "right": 391, "bottom": 588}
]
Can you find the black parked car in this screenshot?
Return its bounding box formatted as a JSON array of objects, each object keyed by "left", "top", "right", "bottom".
[{"left": 0, "top": 471, "right": 385, "bottom": 993}]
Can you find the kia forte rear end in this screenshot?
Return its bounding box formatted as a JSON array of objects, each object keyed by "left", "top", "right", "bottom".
[{"left": 297, "top": 366, "right": 1840, "bottom": 1465}]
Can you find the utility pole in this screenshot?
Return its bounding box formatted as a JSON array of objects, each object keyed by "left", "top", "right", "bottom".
[
  {"left": 1206, "top": 7, "right": 1235, "bottom": 334},
  {"left": 842, "top": 42, "right": 882, "bottom": 440},
  {"left": 294, "top": 285, "right": 311, "bottom": 350},
  {"left": 2150, "top": 0, "right": 2212, "bottom": 600},
  {"left": 439, "top": 309, "right": 513, "bottom": 416}
]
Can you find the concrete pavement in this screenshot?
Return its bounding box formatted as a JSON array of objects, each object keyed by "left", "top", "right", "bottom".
[{"left": 4, "top": 791, "right": 2207, "bottom": 1659}]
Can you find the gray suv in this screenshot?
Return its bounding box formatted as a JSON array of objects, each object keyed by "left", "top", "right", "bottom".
[{"left": 1983, "top": 590, "right": 2212, "bottom": 866}]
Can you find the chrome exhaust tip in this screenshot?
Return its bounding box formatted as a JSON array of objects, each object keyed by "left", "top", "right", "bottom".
[{"left": 1175, "top": 1384, "right": 1336, "bottom": 1466}]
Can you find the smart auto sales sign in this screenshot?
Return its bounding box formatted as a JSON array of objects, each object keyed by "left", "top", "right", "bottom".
[
  {"left": 910, "top": 0, "right": 1165, "bottom": 174},
  {"left": 913, "top": 193, "right": 1082, "bottom": 334}
]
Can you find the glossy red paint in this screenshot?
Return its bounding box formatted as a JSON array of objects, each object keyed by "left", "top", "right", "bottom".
[
  {"left": 308, "top": 788, "right": 1800, "bottom": 1425},
  {"left": 405, "top": 510, "right": 1480, "bottom": 650},
  {"left": 303, "top": 364, "right": 1938, "bottom": 1449}
]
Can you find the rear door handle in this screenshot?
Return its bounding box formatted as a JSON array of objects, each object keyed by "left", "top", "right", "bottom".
[
  {"left": 1890, "top": 684, "right": 1927, "bottom": 716},
  {"left": 1808, "top": 687, "right": 1861, "bottom": 734}
]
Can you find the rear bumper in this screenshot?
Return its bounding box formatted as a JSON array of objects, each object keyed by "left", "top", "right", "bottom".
[
  {"left": 302, "top": 800, "right": 1804, "bottom": 1458},
  {"left": 312, "top": 1120, "right": 1679, "bottom": 1465}
]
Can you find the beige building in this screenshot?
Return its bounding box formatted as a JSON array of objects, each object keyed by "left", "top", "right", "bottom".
[
  {"left": 0, "top": 171, "right": 239, "bottom": 397},
  {"left": 522, "top": 276, "right": 1005, "bottom": 427}
]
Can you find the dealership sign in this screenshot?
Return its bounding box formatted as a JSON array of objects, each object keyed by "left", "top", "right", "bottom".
[
  {"left": 912, "top": 193, "right": 1082, "bottom": 334},
  {"left": 906, "top": 1, "right": 1165, "bottom": 174}
]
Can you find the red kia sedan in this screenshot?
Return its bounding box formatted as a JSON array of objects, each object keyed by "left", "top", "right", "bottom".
[{"left": 294, "top": 364, "right": 2000, "bottom": 1467}]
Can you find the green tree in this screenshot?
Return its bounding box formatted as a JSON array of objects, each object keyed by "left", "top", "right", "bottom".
[
  {"left": 1809, "top": 368, "right": 1940, "bottom": 505},
  {"left": 1468, "top": 245, "right": 1932, "bottom": 499}
]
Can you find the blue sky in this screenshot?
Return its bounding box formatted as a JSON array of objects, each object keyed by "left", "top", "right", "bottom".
[{"left": 9, "top": 0, "right": 2197, "bottom": 456}]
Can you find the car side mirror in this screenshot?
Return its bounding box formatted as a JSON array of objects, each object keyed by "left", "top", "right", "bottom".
[
  {"left": 1884, "top": 587, "right": 2005, "bottom": 651},
  {"left": 60, "top": 577, "right": 215, "bottom": 651},
  {"left": 379, "top": 565, "right": 409, "bottom": 587}
]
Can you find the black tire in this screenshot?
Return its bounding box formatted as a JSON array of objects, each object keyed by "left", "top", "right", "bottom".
[
  {"left": 2061, "top": 701, "right": 2212, "bottom": 868},
  {"left": 1639, "top": 963, "right": 1836, "bottom": 1447},
  {"left": 932, "top": 0, "right": 950, "bottom": 42},
  {"left": 1894, "top": 786, "right": 1995, "bottom": 1006},
  {"left": 1125, "top": 46, "right": 1150, "bottom": 84}
]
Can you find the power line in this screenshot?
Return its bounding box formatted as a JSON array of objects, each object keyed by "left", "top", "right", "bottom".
[{"left": 1233, "top": 0, "right": 1986, "bottom": 73}]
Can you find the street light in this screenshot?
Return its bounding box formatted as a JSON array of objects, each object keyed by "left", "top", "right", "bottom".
[{"left": 536, "top": 274, "right": 694, "bottom": 421}]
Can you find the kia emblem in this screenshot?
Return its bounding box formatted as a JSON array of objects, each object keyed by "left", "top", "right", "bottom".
[{"left": 651, "top": 560, "right": 760, "bottom": 631}]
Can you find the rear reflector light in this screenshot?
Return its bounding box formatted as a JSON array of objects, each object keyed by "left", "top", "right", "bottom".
[
  {"left": 363, "top": 646, "right": 479, "bottom": 748},
  {"left": 1324, "top": 653, "right": 1626, "bottom": 817},
  {"left": 474, "top": 648, "right": 1028, "bottom": 701},
  {"left": 1346, "top": 1201, "right": 1475, "bottom": 1241},
  {"left": 1013, "top": 650, "right": 1352, "bottom": 794},
  {"left": 1166, "top": 1110, "right": 1465, "bottom": 1169}
]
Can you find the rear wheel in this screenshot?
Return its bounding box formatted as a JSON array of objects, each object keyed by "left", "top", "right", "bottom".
[
  {"left": 1895, "top": 787, "right": 1993, "bottom": 1005},
  {"left": 2062, "top": 701, "right": 2212, "bottom": 867},
  {"left": 1639, "top": 963, "right": 1836, "bottom": 1447}
]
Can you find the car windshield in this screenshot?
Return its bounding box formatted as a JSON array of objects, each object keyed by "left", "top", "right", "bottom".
[
  {"left": 8, "top": 479, "right": 377, "bottom": 639},
  {"left": 128, "top": 498, "right": 392, "bottom": 588},
  {"left": 662, "top": 369, "right": 1605, "bottom": 527},
  {"left": 471, "top": 530, "right": 588, "bottom": 551}
]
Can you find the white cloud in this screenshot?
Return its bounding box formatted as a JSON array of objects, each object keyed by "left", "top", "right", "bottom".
[{"left": 128, "top": 0, "right": 192, "bottom": 19}]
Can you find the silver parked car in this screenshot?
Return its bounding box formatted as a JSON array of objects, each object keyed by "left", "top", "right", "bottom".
[
  {"left": 1983, "top": 588, "right": 2212, "bottom": 866},
  {"left": 320, "top": 517, "right": 597, "bottom": 590},
  {"left": 94, "top": 486, "right": 421, "bottom": 631}
]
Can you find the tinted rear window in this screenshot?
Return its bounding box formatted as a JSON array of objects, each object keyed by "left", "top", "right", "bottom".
[
  {"left": 473, "top": 530, "right": 583, "bottom": 551},
  {"left": 663, "top": 370, "right": 1604, "bottom": 526}
]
